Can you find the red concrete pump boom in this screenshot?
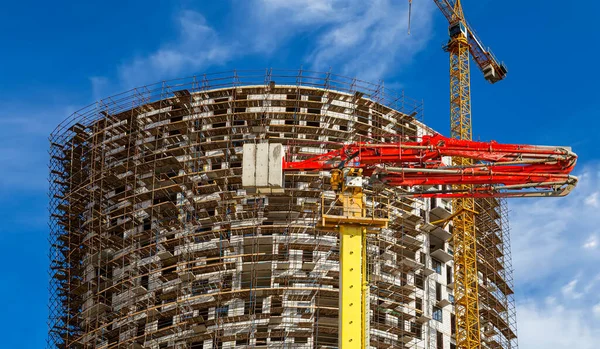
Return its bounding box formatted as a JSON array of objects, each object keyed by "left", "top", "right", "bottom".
[{"left": 283, "top": 134, "right": 578, "bottom": 198}]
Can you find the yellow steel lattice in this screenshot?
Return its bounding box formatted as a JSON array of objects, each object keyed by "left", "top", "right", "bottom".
[{"left": 449, "top": 1, "right": 481, "bottom": 348}]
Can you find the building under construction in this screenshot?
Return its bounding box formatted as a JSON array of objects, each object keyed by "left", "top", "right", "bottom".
[{"left": 48, "top": 69, "right": 518, "bottom": 349}]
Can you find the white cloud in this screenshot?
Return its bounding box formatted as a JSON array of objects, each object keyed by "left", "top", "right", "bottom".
[
  {"left": 117, "top": 10, "right": 234, "bottom": 87},
  {"left": 585, "top": 192, "right": 599, "bottom": 207},
  {"left": 583, "top": 234, "right": 598, "bottom": 249},
  {"left": 561, "top": 279, "right": 583, "bottom": 299},
  {"left": 106, "top": 1, "right": 435, "bottom": 90},
  {"left": 510, "top": 163, "right": 600, "bottom": 285},
  {"left": 0, "top": 103, "right": 78, "bottom": 191},
  {"left": 518, "top": 300, "right": 600, "bottom": 349},
  {"left": 258, "top": 0, "right": 342, "bottom": 24},
  {"left": 252, "top": 0, "right": 435, "bottom": 81},
  {"left": 584, "top": 273, "right": 600, "bottom": 294},
  {"left": 594, "top": 303, "right": 600, "bottom": 317},
  {"left": 511, "top": 163, "right": 600, "bottom": 347}
]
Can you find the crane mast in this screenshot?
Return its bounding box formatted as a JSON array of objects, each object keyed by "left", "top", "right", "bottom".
[
  {"left": 447, "top": 1, "right": 480, "bottom": 349},
  {"left": 433, "top": 0, "right": 507, "bottom": 347}
]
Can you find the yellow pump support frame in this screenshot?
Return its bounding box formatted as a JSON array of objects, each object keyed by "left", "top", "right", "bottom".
[{"left": 321, "top": 169, "right": 387, "bottom": 348}]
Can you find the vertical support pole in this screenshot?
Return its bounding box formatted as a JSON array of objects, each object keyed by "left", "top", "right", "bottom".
[{"left": 339, "top": 225, "right": 364, "bottom": 349}]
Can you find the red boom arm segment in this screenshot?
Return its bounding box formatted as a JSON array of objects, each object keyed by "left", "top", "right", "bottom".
[{"left": 283, "top": 134, "right": 578, "bottom": 198}]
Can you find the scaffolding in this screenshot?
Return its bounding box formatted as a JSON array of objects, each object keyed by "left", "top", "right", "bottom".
[
  {"left": 475, "top": 197, "right": 518, "bottom": 349},
  {"left": 48, "top": 69, "right": 516, "bottom": 349}
]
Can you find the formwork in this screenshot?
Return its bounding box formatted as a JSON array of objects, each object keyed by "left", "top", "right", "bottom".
[{"left": 48, "top": 69, "right": 516, "bottom": 349}]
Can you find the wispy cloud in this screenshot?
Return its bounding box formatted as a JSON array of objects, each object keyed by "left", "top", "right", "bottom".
[
  {"left": 510, "top": 162, "right": 600, "bottom": 346},
  {"left": 0, "top": 102, "right": 78, "bottom": 192},
  {"left": 518, "top": 298, "right": 600, "bottom": 349},
  {"left": 594, "top": 303, "right": 600, "bottom": 318},
  {"left": 252, "top": 0, "right": 435, "bottom": 80},
  {"left": 304, "top": 0, "right": 435, "bottom": 80},
  {"left": 106, "top": 0, "right": 435, "bottom": 90},
  {"left": 510, "top": 163, "right": 600, "bottom": 286},
  {"left": 584, "top": 191, "right": 599, "bottom": 207},
  {"left": 561, "top": 279, "right": 583, "bottom": 299},
  {"left": 583, "top": 234, "right": 598, "bottom": 249},
  {"left": 117, "top": 10, "right": 234, "bottom": 87}
]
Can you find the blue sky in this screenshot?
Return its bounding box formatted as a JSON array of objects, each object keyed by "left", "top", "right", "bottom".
[{"left": 0, "top": 1, "right": 598, "bottom": 347}]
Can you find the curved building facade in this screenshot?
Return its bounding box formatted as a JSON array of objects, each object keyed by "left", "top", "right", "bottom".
[{"left": 48, "top": 70, "right": 516, "bottom": 349}]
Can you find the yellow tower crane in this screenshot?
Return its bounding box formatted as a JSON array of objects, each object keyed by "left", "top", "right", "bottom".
[{"left": 431, "top": 1, "right": 507, "bottom": 348}]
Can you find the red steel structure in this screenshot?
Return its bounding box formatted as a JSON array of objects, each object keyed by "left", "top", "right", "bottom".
[{"left": 283, "top": 134, "right": 578, "bottom": 198}]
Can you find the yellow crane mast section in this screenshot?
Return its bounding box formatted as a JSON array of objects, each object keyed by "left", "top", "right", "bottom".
[
  {"left": 436, "top": 0, "right": 507, "bottom": 347},
  {"left": 448, "top": 29, "right": 481, "bottom": 349}
]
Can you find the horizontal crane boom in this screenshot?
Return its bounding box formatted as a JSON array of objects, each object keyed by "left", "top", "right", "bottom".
[{"left": 433, "top": 0, "right": 507, "bottom": 83}]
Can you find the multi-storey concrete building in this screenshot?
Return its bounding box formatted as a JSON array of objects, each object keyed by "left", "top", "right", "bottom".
[{"left": 48, "top": 70, "right": 517, "bottom": 349}]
